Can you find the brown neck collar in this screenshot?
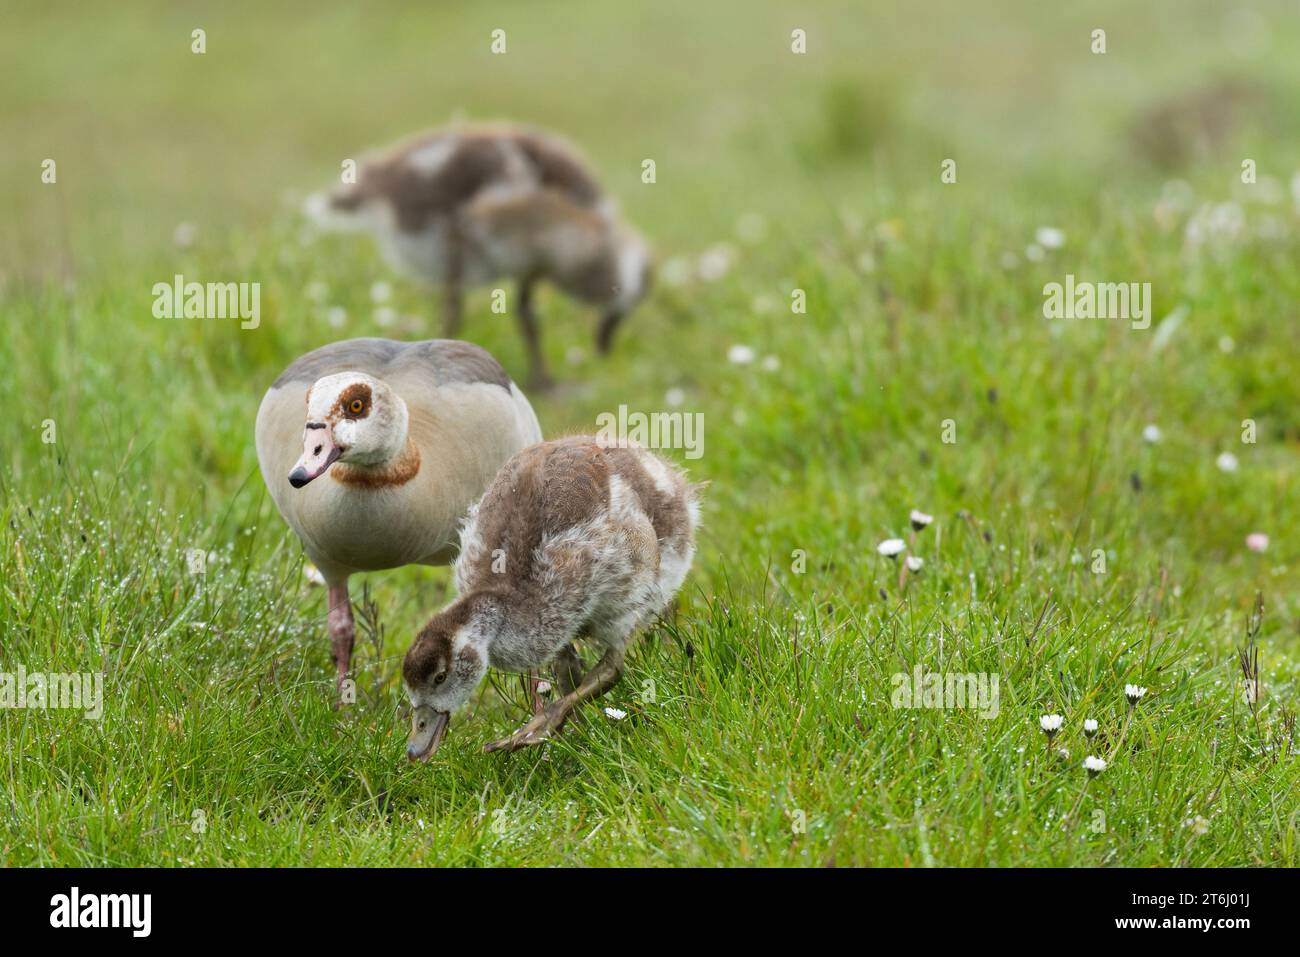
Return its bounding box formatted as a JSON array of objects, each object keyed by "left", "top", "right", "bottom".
[{"left": 330, "top": 438, "right": 421, "bottom": 489}]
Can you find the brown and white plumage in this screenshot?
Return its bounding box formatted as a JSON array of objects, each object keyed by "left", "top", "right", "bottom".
[
  {"left": 401, "top": 436, "right": 701, "bottom": 759},
  {"left": 255, "top": 337, "right": 542, "bottom": 701},
  {"left": 305, "top": 123, "right": 653, "bottom": 389}
]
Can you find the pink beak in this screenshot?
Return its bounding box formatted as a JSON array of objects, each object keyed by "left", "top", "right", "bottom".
[{"left": 288, "top": 424, "right": 342, "bottom": 488}]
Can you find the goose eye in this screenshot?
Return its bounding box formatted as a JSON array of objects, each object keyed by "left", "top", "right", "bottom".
[
  {"left": 434, "top": 672, "right": 447, "bottom": 685},
  {"left": 348, "top": 399, "right": 364, "bottom": 415}
]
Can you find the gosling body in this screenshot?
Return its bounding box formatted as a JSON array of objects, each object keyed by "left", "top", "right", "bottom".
[{"left": 402, "top": 436, "right": 701, "bottom": 757}]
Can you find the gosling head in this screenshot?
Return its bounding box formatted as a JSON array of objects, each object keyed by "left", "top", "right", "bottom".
[
  {"left": 611, "top": 226, "right": 654, "bottom": 315},
  {"left": 302, "top": 179, "right": 389, "bottom": 235},
  {"left": 288, "top": 372, "right": 409, "bottom": 488},
  {"left": 401, "top": 593, "right": 500, "bottom": 762}
]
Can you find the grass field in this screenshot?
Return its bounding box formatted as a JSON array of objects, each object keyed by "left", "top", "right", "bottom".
[{"left": 2, "top": 1, "right": 1299, "bottom": 866}]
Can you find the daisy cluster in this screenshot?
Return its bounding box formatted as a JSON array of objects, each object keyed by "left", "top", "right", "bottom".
[
  {"left": 876, "top": 509, "right": 933, "bottom": 572},
  {"left": 1038, "top": 685, "right": 1149, "bottom": 777}
]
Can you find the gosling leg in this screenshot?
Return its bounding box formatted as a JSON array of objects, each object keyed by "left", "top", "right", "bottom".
[
  {"left": 484, "top": 647, "right": 625, "bottom": 753},
  {"left": 442, "top": 221, "right": 464, "bottom": 338},
  {"left": 516, "top": 277, "right": 554, "bottom": 392},
  {"left": 595, "top": 309, "right": 624, "bottom": 355},
  {"left": 553, "top": 643, "right": 585, "bottom": 696}
]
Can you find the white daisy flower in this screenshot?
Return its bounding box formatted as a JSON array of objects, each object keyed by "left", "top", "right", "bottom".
[
  {"left": 173, "top": 222, "right": 198, "bottom": 248},
  {"left": 1083, "top": 718, "right": 1098, "bottom": 738},
  {"left": 905, "top": 555, "right": 924, "bottom": 572},
  {"left": 373, "top": 306, "right": 397, "bottom": 327},
  {"left": 1039, "top": 714, "right": 1064, "bottom": 737},
  {"left": 664, "top": 387, "right": 686, "bottom": 408},
  {"left": 303, "top": 565, "right": 326, "bottom": 587},
  {"left": 697, "top": 244, "right": 736, "bottom": 282},
  {"left": 326, "top": 306, "right": 347, "bottom": 328},
  {"left": 1184, "top": 201, "right": 1245, "bottom": 249},
  {"left": 1216, "top": 452, "right": 1239, "bottom": 473},
  {"left": 660, "top": 256, "right": 692, "bottom": 287},
  {"left": 1142, "top": 424, "right": 1162, "bottom": 444},
  {"left": 1035, "top": 227, "right": 1066, "bottom": 249},
  {"left": 761, "top": 355, "right": 781, "bottom": 372},
  {"left": 909, "top": 509, "right": 934, "bottom": 531},
  {"left": 877, "top": 539, "right": 906, "bottom": 558},
  {"left": 1124, "top": 684, "right": 1147, "bottom": 706},
  {"left": 603, "top": 707, "right": 627, "bottom": 720},
  {"left": 1083, "top": 755, "right": 1107, "bottom": 776},
  {"left": 369, "top": 281, "right": 392, "bottom": 303},
  {"left": 727, "top": 344, "right": 756, "bottom": 365}
]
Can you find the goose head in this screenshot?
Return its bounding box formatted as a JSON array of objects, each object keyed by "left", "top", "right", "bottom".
[
  {"left": 401, "top": 592, "right": 500, "bottom": 761},
  {"left": 288, "top": 372, "right": 409, "bottom": 488}
]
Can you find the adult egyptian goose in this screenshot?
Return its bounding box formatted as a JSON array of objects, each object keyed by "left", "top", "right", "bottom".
[
  {"left": 401, "top": 436, "right": 701, "bottom": 759},
  {"left": 255, "top": 337, "right": 542, "bottom": 703},
  {"left": 305, "top": 123, "right": 653, "bottom": 389}
]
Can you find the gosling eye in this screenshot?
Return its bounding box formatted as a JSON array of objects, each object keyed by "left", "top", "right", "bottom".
[
  {"left": 434, "top": 672, "right": 447, "bottom": 685},
  {"left": 348, "top": 398, "right": 365, "bottom": 415}
]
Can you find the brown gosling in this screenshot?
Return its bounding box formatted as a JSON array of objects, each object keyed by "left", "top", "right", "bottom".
[
  {"left": 402, "top": 436, "right": 702, "bottom": 759},
  {"left": 305, "top": 123, "right": 654, "bottom": 391}
]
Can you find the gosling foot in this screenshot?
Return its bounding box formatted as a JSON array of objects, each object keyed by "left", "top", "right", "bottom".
[
  {"left": 526, "top": 371, "right": 557, "bottom": 395},
  {"left": 484, "top": 700, "right": 573, "bottom": 753}
]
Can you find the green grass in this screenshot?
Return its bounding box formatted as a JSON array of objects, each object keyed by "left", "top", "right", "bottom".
[{"left": 2, "top": 0, "right": 1299, "bottom": 866}]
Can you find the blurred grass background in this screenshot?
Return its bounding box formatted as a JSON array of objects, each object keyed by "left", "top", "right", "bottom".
[
  {"left": 2, "top": 0, "right": 1299, "bottom": 865},
  {"left": 6, "top": 0, "right": 1300, "bottom": 265}
]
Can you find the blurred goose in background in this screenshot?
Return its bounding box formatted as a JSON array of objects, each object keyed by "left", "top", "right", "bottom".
[
  {"left": 255, "top": 337, "right": 542, "bottom": 703},
  {"left": 305, "top": 123, "right": 654, "bottom": 390},
  {"left": 402, "top": 436, "right": 702, "bottom": 759}
]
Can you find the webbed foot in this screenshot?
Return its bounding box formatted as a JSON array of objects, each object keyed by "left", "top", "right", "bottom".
[{"left": 484, "top": 700, "right": 572, "bottom": 753}]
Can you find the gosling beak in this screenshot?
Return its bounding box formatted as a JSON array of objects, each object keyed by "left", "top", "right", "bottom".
[
  {"left": 288, "top": 424, "right": 342, "bottom": 488},
  {"left": 407, "top": 706, "right": 450, "bottom": 762}
]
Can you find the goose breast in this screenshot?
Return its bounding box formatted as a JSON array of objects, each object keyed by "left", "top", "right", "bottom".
[{"left": 255, "top": 338, "right": 542, "bottom": 579}]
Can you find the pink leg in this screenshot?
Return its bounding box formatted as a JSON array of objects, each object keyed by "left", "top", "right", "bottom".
[
  {"left": 529, "top": 669, "right": 544, "bottom": 716},
  {"left": 327, "top": 580, "right": 355, "bottom": 704}
]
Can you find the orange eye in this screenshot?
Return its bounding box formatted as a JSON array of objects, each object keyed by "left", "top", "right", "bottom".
[{"left": 349, "top": 399, "right": 364, "bottom": 414}]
